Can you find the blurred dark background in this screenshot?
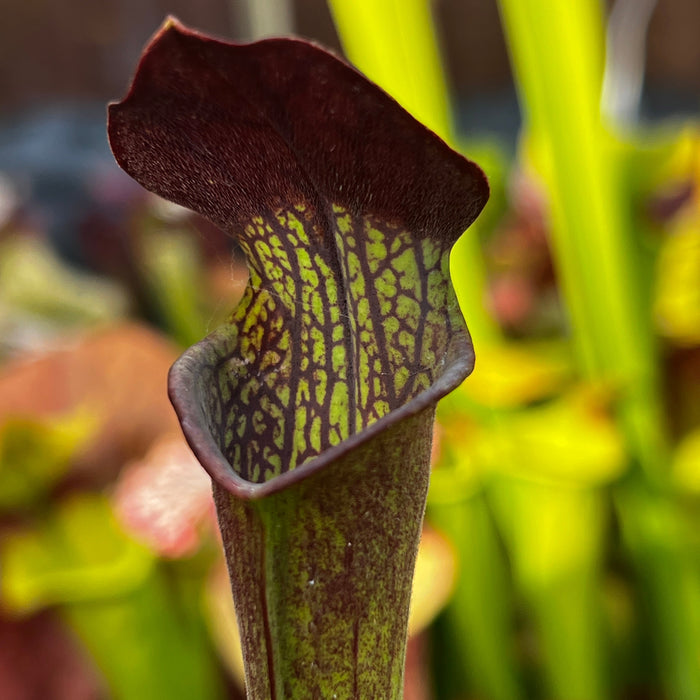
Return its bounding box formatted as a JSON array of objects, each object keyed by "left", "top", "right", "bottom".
[{"left": 1, "top": 0, "right": 699, "bottom": 115}]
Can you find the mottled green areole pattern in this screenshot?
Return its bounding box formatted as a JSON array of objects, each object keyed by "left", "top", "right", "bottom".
[{"left": 199, "top": 204, "right": 457, "bottom": 483}]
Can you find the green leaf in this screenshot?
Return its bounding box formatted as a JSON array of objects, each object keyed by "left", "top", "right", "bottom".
[
  {"left": 0, "top": 236, "right": 128, "bottom": 327},
  {"left": 0, "top": 494, "right": 153, "bottom": 613},
  {"left": 477, "top": 385, "right": 628, "bottom": 486},
  {"left": 0, "top": 495, "right": 224, "bottom": 700},
  {"left": 0, "top": 411, "right": 95, "bottom": 512},
  {"left": 138, "top": 226, "right": 209, "bottom": 348}
]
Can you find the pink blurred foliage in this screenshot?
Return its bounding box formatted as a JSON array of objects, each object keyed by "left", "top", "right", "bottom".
[
  {"left": 113, "top": 434, "right": 217, "bottom": 558},
  {"left": 0, "top": 322, "right": 181, "bottom": 486}
]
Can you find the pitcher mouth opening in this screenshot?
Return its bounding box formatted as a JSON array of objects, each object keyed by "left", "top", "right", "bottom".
[{"left": 168, "top": 326, "right": 473, "bottom": 500}]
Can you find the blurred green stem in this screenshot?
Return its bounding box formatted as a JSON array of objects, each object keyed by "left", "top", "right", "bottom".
[
  {"left": 140, "top": 228, "right": 208, "bottom": 348},
  {"left": 490, "top": 477, "right": 611, "bottom": 700},
  {"left": 617, "top": 485, "right": 700, "bottom": 700},
  {"left": 428, "top": 485, "right": 522, "bottom": 700},
  {"left": 496, "top": 0, "right": 667, "bottom": 480},
  {"left": 496, "top": 3, "right": 700, "bottom": 699},
  {"left": 65, "top": 568, "right": 223, "bottom": 700},
  {"left": 327, "top": 0, "right": 451, "bottom": 138}
]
